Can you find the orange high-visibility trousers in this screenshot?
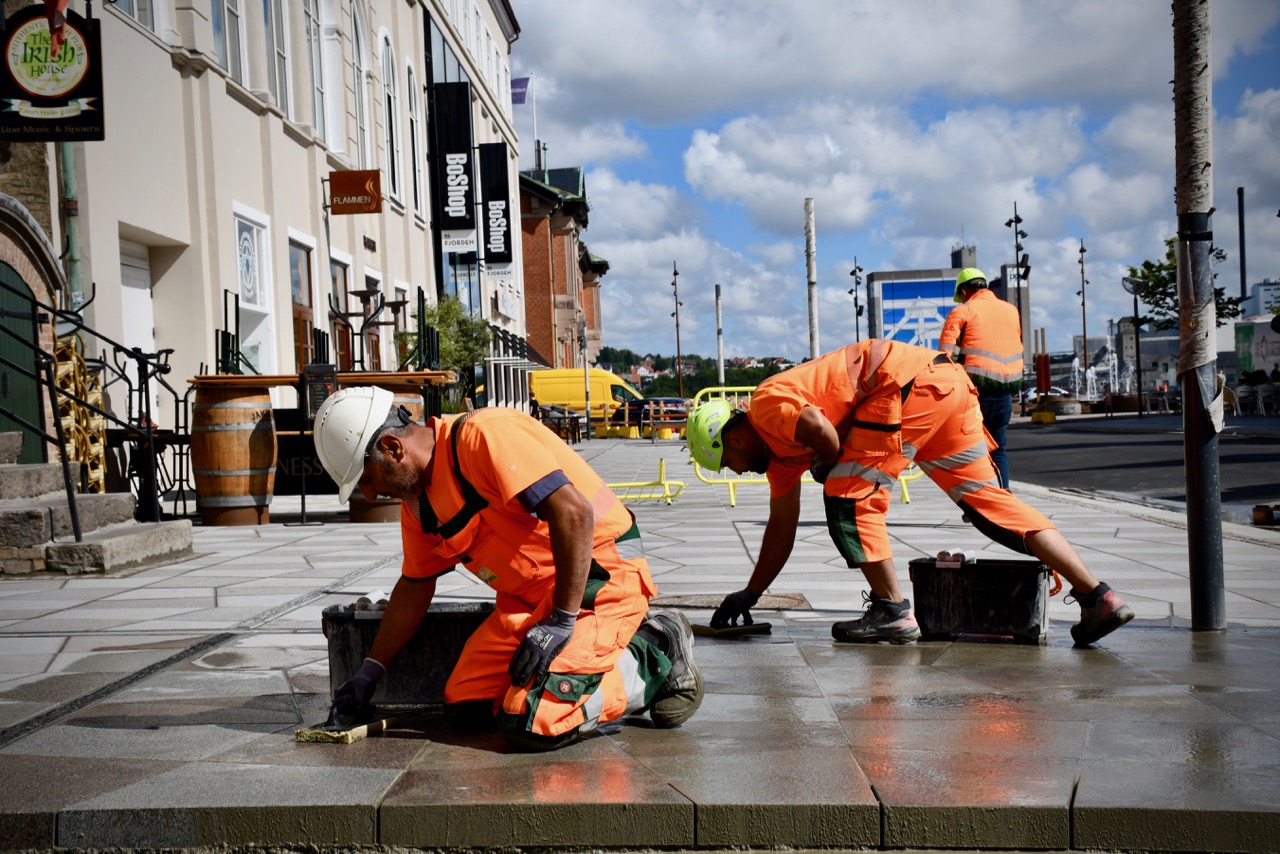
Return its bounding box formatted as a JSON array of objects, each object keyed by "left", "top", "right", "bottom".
[
  {"left": 823, "top": 359, "right": 1052, "bottom": 565},
  {"left": 444, "top": 535, "right": 663, "bottom": 741}
]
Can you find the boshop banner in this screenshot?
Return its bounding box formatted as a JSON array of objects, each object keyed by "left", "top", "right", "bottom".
[
  {"left": 0, "top": 4, "right": 105, "bottom": 142},
  {"left": 433, "top": 81, "right": 475, "bottom": 252},
  {"left": 478, "top": 142, "right": 512, "bottom": 265}
]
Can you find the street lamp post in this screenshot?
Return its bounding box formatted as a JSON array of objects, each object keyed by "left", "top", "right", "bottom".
[
  {"left": 1005, "top": 204, "right": 1028, "bottom": 414},
  {"left": 671, "top": 262, "right": 684, "bottom": 401},
  {"left": 1122, "top": 276, "right": 1145, "bottom": 418},
  {"left": 848, "top": 258, "right": 864, "bottom": 343},
  {"left": 1077, "top": 240, "right": 1089, "bottom": 395}
]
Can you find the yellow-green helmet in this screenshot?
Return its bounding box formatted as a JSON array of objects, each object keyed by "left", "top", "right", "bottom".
[
  {"left": 687, "top": 399, "right": 736, "bottom": 470},
  {"left": 953, "top": 267, "right": 988, "bottom": 303}
]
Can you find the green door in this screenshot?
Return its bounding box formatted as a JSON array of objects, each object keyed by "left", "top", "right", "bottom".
[{"left": 0, "top": 262, "right": 45, "bottom": 464}]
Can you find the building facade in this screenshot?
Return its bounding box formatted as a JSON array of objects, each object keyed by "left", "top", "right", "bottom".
[{"left": 0, "top": 0, "right": 525, "bottom": 431}]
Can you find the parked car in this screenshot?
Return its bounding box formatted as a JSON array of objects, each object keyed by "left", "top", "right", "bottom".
[
  {"left": 536, "top": 405, "right": 587, "bottom": 441},
  {"left": 1022, "top": 386, "right": 1071, "bottom": 402},
  {"left": 609, "top": 397, "right": 688, "bottom": 425}
]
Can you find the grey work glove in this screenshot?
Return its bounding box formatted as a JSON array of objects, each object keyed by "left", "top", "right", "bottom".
[
  {"left": 509, "top": 607, "right": 577, "bottom": 687},
  {"left": 334, "top": 657, "right": 385, "bottom": 721},
  {"left": 711, "top": 588, "right": 762, "bottom": 628},
  {"left": 809, "top": 454, "right": 836, "bottom": 484}
]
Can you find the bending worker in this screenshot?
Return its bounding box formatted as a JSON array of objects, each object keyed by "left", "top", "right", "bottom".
[
  {"left": 687, "top": 339, "right": 1134, "bottom": 647},
  {"left": 938, "top": 268, "right": 1022, "bottom": 488},
  {"left": 312, "top": 387, "right": 702, "bottom": 750}
]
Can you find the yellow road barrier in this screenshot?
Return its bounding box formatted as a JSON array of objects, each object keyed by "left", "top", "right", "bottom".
[
  {"left": 607, "top": 458, "right": 686, "bottom": 505},
  {"left": 690, "top": 386, "right": 923, "bottom": 507}
]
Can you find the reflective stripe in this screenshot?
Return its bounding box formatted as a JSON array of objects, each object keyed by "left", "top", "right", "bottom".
[
  {"left": 916, "top": 439, "right": 990, "bottom": 474},
  {"left": 828, "top": 459, "right": 896, "bottom": 487},
  {"left": 616, "top": 536, "right": 645, "bottom": 561},
  {"left": 954, "top": 345, "right": 1022, "bottom": 365},
  {"left": 902, "top": 441, "right": 919, "bottom": 462},
  {"left": 964, "top": 364, "right": 1022, "bottom": 384},
  {"left": 617, "top": 646, "right": 650, "bottom": 715},
  {"left": 947, "top": 476, "right": 999, "bottom": 503},
  {"left": 580, "top": 688, "right": 605, "bottom": 732},
  {"left": 940, "top": 342, "right": 961, "bottom": 355}
]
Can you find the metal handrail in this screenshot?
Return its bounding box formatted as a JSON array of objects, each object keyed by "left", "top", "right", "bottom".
[{"left": 0, "top": 278, "right": 187, "bottom": 525}]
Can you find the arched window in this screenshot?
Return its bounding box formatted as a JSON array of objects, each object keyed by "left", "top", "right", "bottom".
[
  {"left": 407, "top": 65, "right": 423, "bottom": 215},
  {"left": 264, "top": 0, "right": 291, "bottom": 117},
  {"left": 351, "top": 5, "right": 371, "bottom": 168},
  {"left": 381, "top": 36, "right": 402, "bottom": 201},
  {"left": 302, "top": 0, "right": 325, "bottom": 140}
]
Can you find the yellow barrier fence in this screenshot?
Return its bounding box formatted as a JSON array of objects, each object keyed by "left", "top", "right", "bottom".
[
  {"left": 607, "top": 458, "right": 686, "bottom": 505},
  {"left": 689, "top": 386, "right": 922, "bottom": 507}
]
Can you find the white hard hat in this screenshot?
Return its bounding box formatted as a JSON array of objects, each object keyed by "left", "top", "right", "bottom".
[{"left": 313, "top": 386, "right": 395, "bottom": 503}]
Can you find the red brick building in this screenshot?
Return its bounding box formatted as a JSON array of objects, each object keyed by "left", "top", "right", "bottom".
[{"left": 519, "top": 168, "right": 607, "bottom": 368}]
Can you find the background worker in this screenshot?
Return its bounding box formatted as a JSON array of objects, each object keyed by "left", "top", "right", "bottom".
[
  {"left": 938, "top": 267, "right": 1023, "bottom": 488},
  {"left": 313, "top": 387, "right": 702, "bottom": 751},
  {"left": 688, "top": 339, "right": 1134, "bottom": 647}
]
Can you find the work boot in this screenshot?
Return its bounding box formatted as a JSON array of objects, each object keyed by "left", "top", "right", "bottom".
[
  {"left": 645, "top": 610, "right": 704, "bottom": 728},
  {"left": 1069, "top": 584, "right": 1134, "bottom": 646},
  {"left": 832, "top": 592, "right": 922, "bottom": 644}
]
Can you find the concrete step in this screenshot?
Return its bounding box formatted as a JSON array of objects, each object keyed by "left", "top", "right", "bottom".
[
  {"left": 0, "top": 461, "right": 81, "bottom": 501},
  {"left": 0, "top": 491, "right": 139, "bottom": 547},
  {"left": 43, "top": 519, "right": 193, "bottom": 575},
  {"left": 0, "top": 431, "right": 21, "bottom": 465}
]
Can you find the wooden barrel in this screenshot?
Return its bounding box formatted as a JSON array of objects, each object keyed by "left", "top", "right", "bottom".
[{"left": 191, "top": 385, "right": 277, "bottom": 525}]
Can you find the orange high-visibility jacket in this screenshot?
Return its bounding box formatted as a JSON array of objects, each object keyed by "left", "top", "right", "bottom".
[
  {"left": 398, "top": 409, "right": 646, "bottom": 604},
  {"left": 938, "top": 289, "right": 1024, "bottom": 394},
  {"left": 749, "top": 340, "right": 938, "bottom": 496}
]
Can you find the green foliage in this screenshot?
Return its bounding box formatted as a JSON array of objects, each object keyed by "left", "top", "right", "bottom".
[
  {"left": 406, "top": 295, "right": 491, "bottom": 396},
  {"left": 1126, "top": 237, "right": 1244, "bottom": 331}
]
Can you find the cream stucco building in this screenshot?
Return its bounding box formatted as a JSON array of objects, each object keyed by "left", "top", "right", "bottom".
[{"left": 3, "top": 0, "right": 527, "bottom": 433}]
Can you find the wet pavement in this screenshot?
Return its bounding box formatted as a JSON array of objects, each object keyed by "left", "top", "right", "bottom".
[{"left": 2, "top": 422, "right": 1279, "bottom": 853}]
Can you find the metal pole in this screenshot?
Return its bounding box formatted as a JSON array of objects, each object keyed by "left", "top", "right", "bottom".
[
  {"left": 804, "top": 198, "right": 819, "bottom": 359},
  {"left": 1237, "top": 186, "right": 1247, "bottom": 299},
  {"left": 1173, "top": 0, "right": 1225, "bottom": 630},
  {"left": 1007, "top": 203, "right": 1026, "bottom": 415},
  {"left": 849, "top": 258, "right": 863, "bottom": 344},
  {"left": 1078, "top": 240, "right": 1089, "bottom": 391},
  {"left": 671, "top": 263, "right": 684, "bottom": 400},
  {"left": 715, "top": 284, "right": 725, "bottom": 385},
  {"left": 1134, "top": 292, "right": 1143, "bottom": 418}
]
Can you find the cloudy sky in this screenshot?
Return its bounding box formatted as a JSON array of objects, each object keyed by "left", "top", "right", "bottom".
[{"left": 507, "top": 0, "right": 1280, "bottom": 362}]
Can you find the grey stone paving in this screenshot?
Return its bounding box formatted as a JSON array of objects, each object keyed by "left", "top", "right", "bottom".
[{"left": 0, "top": 432, "right": 1278, "bottom": 852}]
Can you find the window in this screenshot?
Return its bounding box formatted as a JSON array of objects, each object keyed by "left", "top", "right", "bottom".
[
  {"left": 212, "top": 0, "right": 245, "bottom": 84},
  {"left": 330, "top": 259, "right": 353, "bottom": 371},
  {"left": 113, "top": 0, "right": 154, "bottom": 31},
  {"left": 264, "top": 0, "right": 291, "bottom": 117},
  {"left": 290, "top": 243, "right": 315, "bottom": 370},
  {"left": 352, "top": 7, "right": 371, "bottom": 168},
  {"left": 302, "top": 0, "right": 326, "bottom": 140},
  {"left": 233, "top": 207, "right": 275, "bottom": 375},
  {"left": 381, "top": 37, "right": 401, "bottom": 200},
  {"left": 407, "top": 66, "right": 423, "bottom": 215}
]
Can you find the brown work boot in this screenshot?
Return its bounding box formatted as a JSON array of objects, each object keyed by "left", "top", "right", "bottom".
[{"left": 1069, "top": 584, "right": 1135, "bottom": 646}]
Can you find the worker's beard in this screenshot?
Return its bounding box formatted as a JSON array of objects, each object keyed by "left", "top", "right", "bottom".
[{"left": 373, "top": 456, "right": 422, "bottom": 501}]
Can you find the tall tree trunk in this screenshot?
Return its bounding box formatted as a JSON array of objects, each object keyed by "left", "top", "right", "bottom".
[{"left": 1172, "top": 0, "right": 1224, "bottom": 630}]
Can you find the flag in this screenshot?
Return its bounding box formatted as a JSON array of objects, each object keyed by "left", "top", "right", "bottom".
[{"left": 511, "top": 76, "right": 530, "bottom": 106}]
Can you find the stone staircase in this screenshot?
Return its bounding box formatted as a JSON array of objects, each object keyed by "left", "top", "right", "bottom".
[{"left": 0, "top": 432, "right": 192, "bottom": 575}]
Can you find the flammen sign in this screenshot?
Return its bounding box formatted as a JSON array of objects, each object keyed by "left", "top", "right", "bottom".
[{"left": 329, "top": 170, "right": 382, "bottom": 215}]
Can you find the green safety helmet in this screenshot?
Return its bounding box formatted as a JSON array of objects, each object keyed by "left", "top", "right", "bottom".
[
  {"left": 687, "top": 399, "right": 737, "bottom": 470},
  {"left": 953, "top": 267, "right": 988, "bottom": 303}
]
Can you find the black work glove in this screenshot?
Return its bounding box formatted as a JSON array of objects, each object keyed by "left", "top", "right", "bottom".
[
  {"left": 809, "top": 454, "right": 836, "bottom": 484},
  {"left": 509, "top": 607, "right": 577, "bottom": 687},
  {"left": 334, "top": 657, "right": 385, "bottom": 721},
  {"left": 711, "top": 588, "right": 762, "bottom": 628}
]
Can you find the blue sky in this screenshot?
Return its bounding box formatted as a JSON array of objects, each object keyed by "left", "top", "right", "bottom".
[{"left": 508, "top": 0, "right": 1280, "bottom": 362}]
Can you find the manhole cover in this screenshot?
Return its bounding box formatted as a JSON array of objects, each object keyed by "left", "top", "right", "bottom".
[{"left": 648, "top": 592, "right": 811, "bottom": 610}]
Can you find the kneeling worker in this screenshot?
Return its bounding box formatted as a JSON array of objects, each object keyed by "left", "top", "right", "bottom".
[
  {"left": 687, "top": 340, "right": 1134, "bottom": 647},
  {"left": 313, "top": 388, "right": 702, "bottom": 750}
]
